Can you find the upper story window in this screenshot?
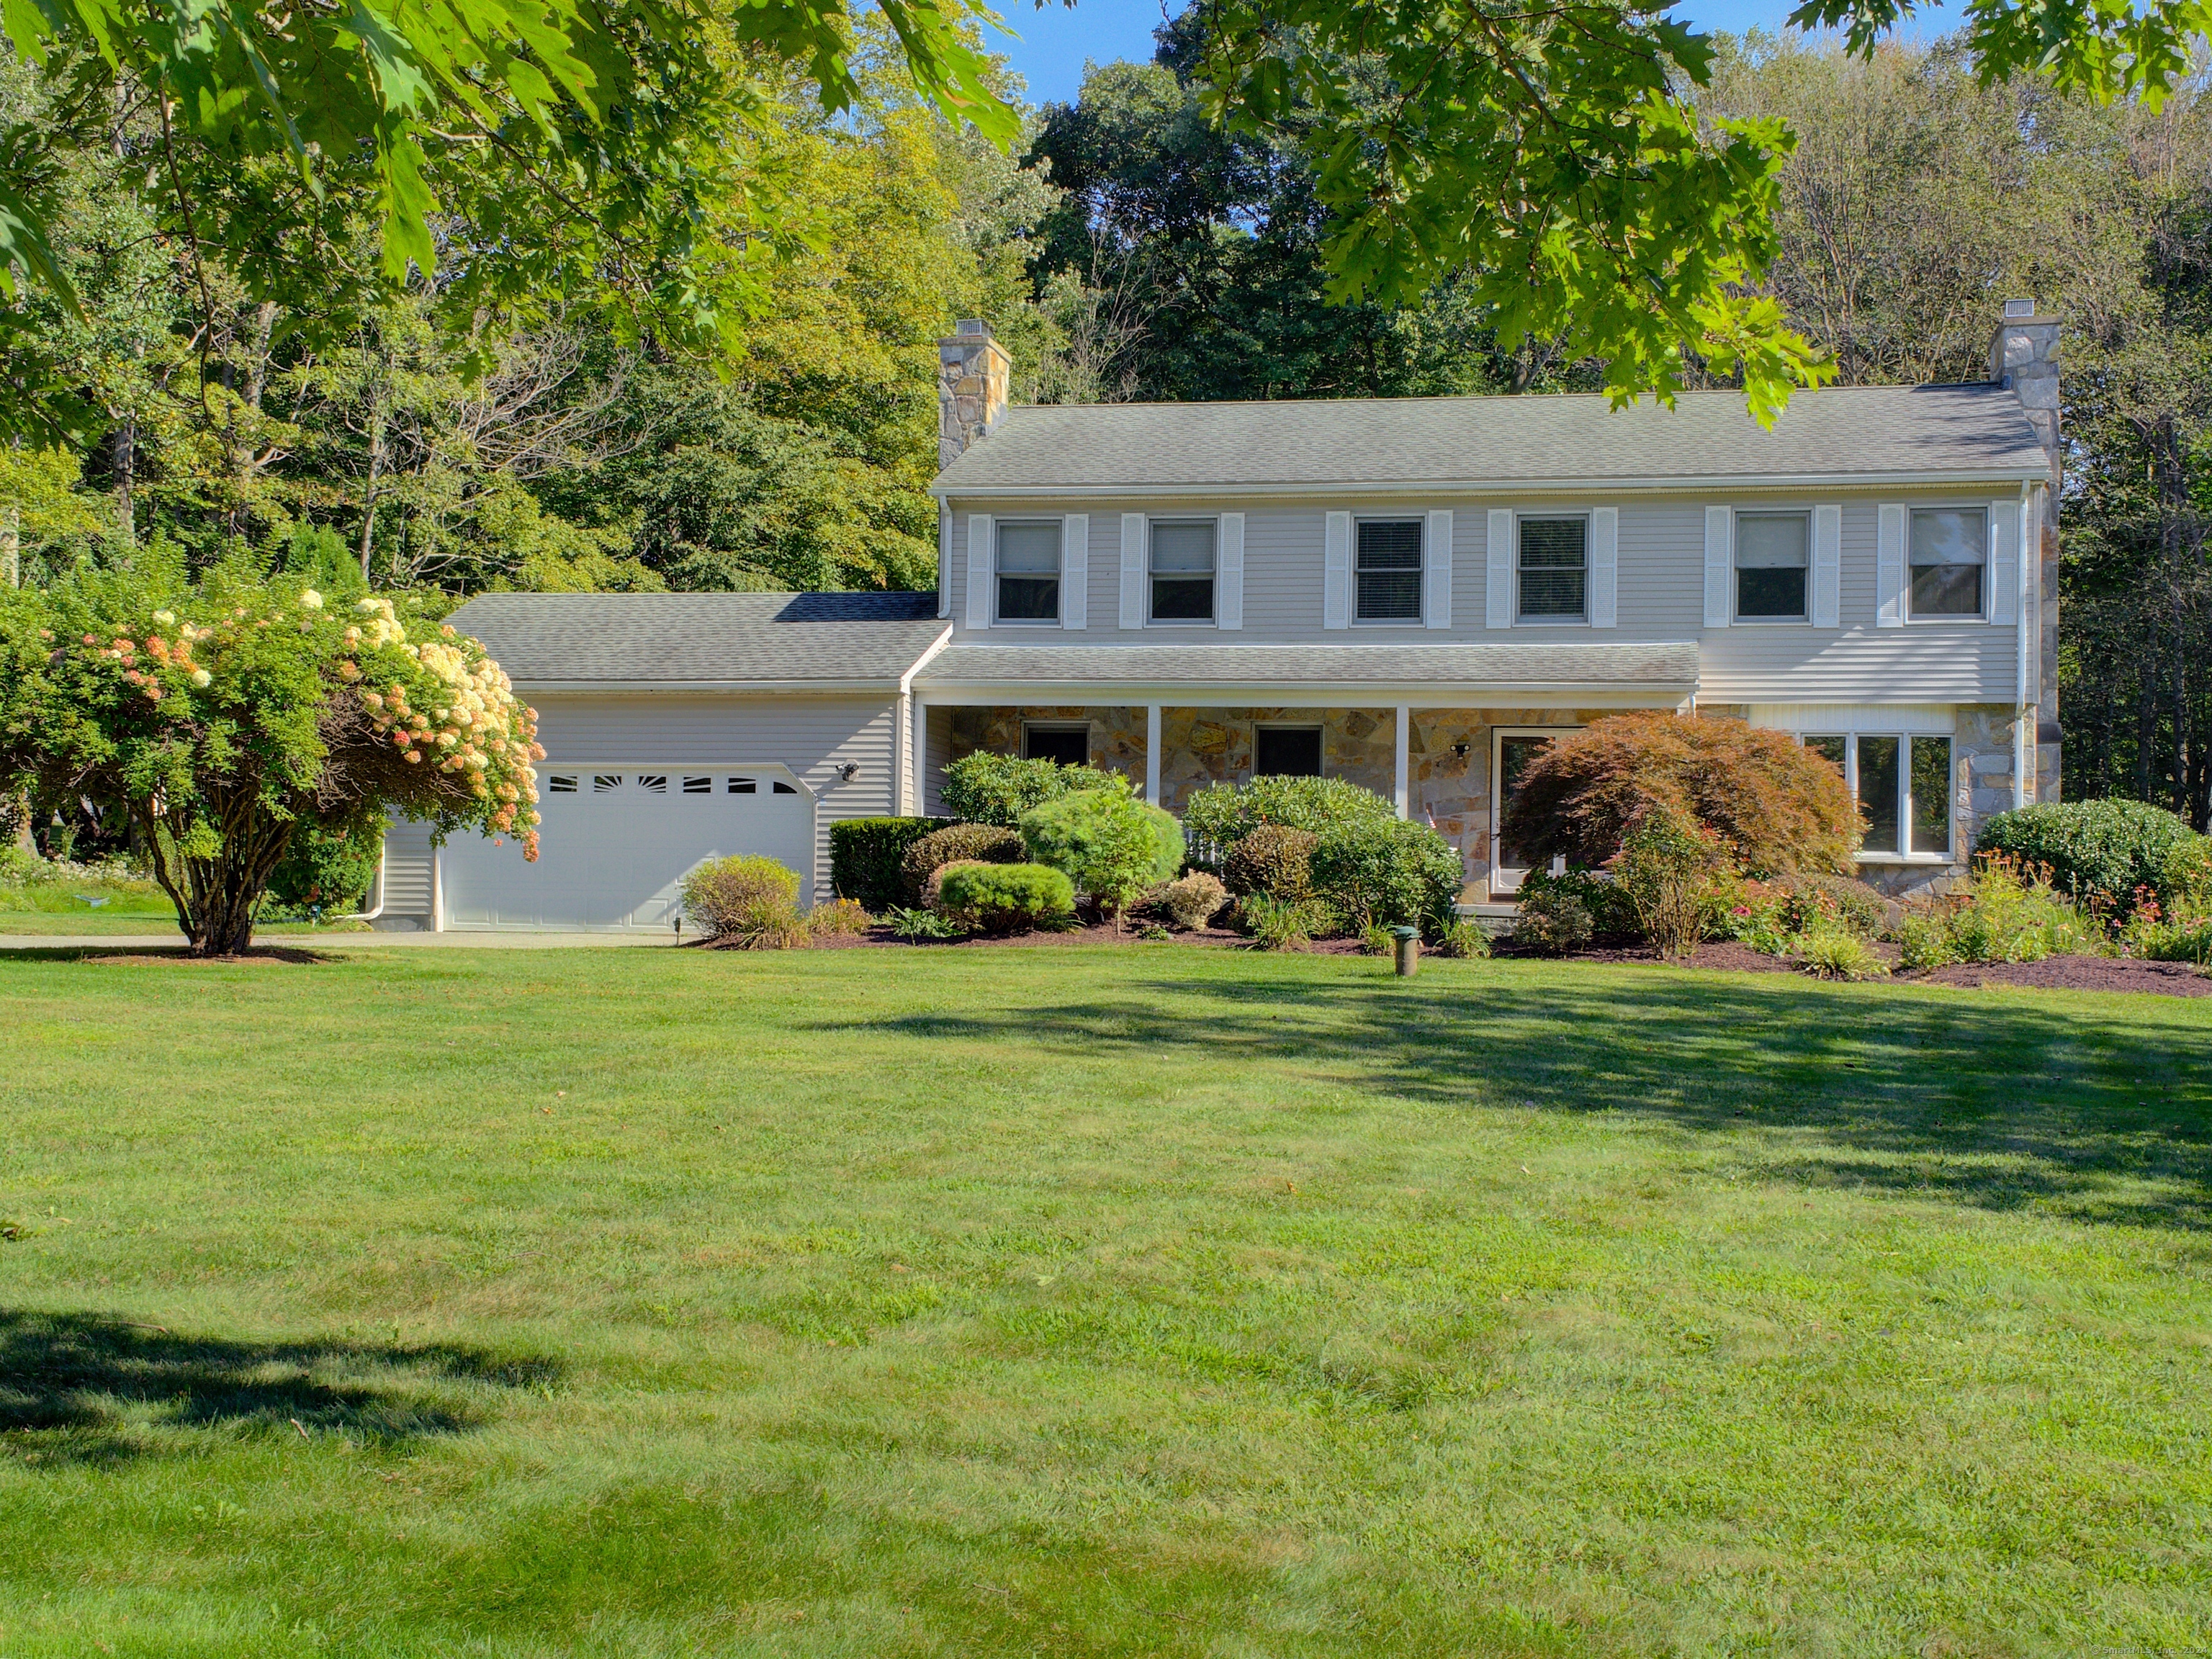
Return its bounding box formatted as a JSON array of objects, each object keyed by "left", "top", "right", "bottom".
[
  {"left": 1356, "top": 518, "right": 1422, "bottom": 621},
  {"left": 995, "top": 520, "right": 1061, "bottom": 624},
  {"left": 1909, "top": 508, "right": 1986, "bottom": 619},
  {"left": 1150, "top": 520, "right": 1216, "bottom": 623},
  {"left": 1736, "top": 512, "right": 1809, "bottom": 620},
  {"left": 1518, "top": 516, "right": 1587, "bottom": 621}
]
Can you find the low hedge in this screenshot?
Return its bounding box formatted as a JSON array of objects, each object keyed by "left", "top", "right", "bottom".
[
  {"left": 1974, "top": 799, "right": 2198, "bottom": 916},
  {"left": 830, "top": 816, "right": 953, "bottom": 914},
  {"left": 938, "top": 861, "right": 1076, "bottom": 933}
]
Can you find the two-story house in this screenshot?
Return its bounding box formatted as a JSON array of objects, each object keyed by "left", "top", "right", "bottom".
[{"left": 371, "top": 304, "right": 2062, "bottom": 932}]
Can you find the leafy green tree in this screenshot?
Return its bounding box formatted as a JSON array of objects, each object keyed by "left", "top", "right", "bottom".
[{"left": 0, "top": 569, "right": 543, "bottom": 953}]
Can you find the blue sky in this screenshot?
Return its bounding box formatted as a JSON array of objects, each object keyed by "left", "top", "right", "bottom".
[{"left": 988, "top": 0, "right": 1827, "bottom": 105}]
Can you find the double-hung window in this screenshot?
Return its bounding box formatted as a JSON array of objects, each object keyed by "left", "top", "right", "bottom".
[
  {"left": 1908, "top": 508, "right": 1987, "bottom": 619},
  {"left": 1517, "top": 516, "right": 1587, "bottom": 621},
  {"left": 995, "top": 521, "right": 1062, "bottom": 624},
  {"left": 1149, "top": 520, "right": 1216, "bottom": 623},
  {"left": 1355, "top": 518, "right": 1423, "bottom": 621},
  {"left": 1800, "top": 732, "right": 1954, "bottom": 858},
  {"left": 1736, "top": 512, "right": 1809, "bottom": 621}
]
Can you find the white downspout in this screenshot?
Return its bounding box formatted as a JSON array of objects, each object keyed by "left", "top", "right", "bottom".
[
  {"left": 346, "top": 844, "right": 387, "bottom": 923},
  {"left": 1393, "top": 704, "right": 1411, "bottom": 819},
  {"left": 1145, "top": 704, "right": 1162, "bottom": 804},
  {"left": 431, "top": 848, "right": 445, "bottom": 933},
  {"left": 2014, "top": 480, "right": 2033, "bottom": 810},
  {"left": 899, "top": 625, "right": 953, "bottom": 819}
]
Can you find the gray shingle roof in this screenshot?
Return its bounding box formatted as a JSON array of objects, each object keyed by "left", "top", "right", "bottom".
[
  {"left": 445, "top": 592, "right": 947, "bottom": 687},
  {"left": 916, "top": 642, "right": 1699, "bottom": 691},
  {"left": 934, "top": 383, "right": 2049, "bottom": 495}
]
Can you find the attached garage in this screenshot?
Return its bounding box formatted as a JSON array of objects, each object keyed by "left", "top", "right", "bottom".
[
  {"left": 434, "top": 765, "right": 814, "bottom": 932},
  {"left": 366, "top": 591, "right": 948, "bottom": 933}
]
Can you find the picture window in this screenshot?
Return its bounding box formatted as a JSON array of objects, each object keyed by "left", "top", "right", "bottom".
[{"left": 1797, "top": 733, "right": 1953, "bottom": 858}]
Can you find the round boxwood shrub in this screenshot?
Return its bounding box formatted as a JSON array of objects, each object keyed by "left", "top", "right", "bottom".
[
  {"left": 937, "top": 861, "right": 1076, "bottom": 933},
  {"left": 1498, "top": 711, "right": 1858, "bottom": 877},
  {"left": 1310, "top": 817, "right": 1461, "bottom": 930},
  {"left": 1020, "top": 778, "right": 1184, "bottom": 915},
  {"left": 1223, "top": 824, "right": 1318, "bottom": 901},
  {"left": 899, "top": 822, "right": 1024, "bottom": 903},
  {"left": 1182, "top": 773, "right": 1395, "bottom": 857},
  {"left": 1975, "top": 799, "right": 2198, "bottom": 916}
]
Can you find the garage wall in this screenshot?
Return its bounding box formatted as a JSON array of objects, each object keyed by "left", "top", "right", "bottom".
[{"left": 530, "top": 693, "right": 902, "bottom": 902}]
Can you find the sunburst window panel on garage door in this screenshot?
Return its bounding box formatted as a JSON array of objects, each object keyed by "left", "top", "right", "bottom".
[{"left": 434, "top": 765, "right": 814, "bottom": 930}]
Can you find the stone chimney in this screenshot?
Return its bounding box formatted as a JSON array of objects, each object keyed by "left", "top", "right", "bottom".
[
  {"left": 1989, "top": 297, "right": 2060, "bottom": 486},
  {"left": 1988, "top": 297, "right": 2063, "bottom": 806},
  {"left": 938, "top": 319, "right": 1011, "bottom": 469}
]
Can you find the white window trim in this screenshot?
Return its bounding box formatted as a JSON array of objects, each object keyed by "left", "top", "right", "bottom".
[
  {"left": 1904, "top": 503, "right": 1992, "bottom": 625},
  {"left": 1514, "top": 511, "right": 1592, "bottom": 627},
  {"left": 1351, "top": 513, "right": 1426, "bottom": 627},
  {"left": 1732, "top": 507, "right": 1813, "bottom": 626},
  {"left": 1145, "top": 515, "right": 1220, "bottom": 629},
  {"left": 1791, "top": 728, "right": 1958, "bottom": 863},
  {"left": 1491, "top": 725, "right": 1582, "bottom": 896},
  {"left": 993, "top": 518, "right": 1064, "bottom": 628}
]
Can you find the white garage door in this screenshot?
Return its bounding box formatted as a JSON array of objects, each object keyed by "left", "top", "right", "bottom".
[{"left": 439, "top": 765, "right": 815, "bottom": 932}]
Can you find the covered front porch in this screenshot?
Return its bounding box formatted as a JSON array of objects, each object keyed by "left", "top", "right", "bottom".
[{"left": 904, "top": 640, "right": 1700, "bottom": 903}]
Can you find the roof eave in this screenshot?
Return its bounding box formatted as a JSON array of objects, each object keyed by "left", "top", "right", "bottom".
[
  {"left": 930, "top": 468, "right": 2050, "bottom": 500},
  {"left": 509, "top": 679, "right": 907, "bottom": 696},
  {"left": 910, "top": 680, "right": 1697, "bottom": 707}
]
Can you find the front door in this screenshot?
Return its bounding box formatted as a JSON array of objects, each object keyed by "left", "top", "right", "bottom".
[{"left": 1490, "top": 729, "right": 1576, "bottom": 897}]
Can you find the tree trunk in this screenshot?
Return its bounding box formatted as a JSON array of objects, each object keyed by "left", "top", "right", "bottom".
[
  {"left": 140, "top": 796, "right": 297, "bottom": 957},
  {"left": 1, "top": 500, "right": 17, "bottom": 589}
]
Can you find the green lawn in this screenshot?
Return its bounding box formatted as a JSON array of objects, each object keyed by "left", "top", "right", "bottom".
[{"left": 2, "top": 946, "right": 2208, "bottom": 1658}]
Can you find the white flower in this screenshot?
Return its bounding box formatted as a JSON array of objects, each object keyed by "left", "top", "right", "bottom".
[
  {"left": 153, "top": 609, "right": 176, "bottom": 626},
  {"left": 300, "top": 589, "right": 324, "bottom": 610},
  {"left": 190, "top": 669, "right": 212, "bottom": 688}
]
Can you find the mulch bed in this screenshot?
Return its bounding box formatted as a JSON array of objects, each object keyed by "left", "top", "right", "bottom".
[
  {"left": 1900, "top": 956, "right": 2212, "bottom": 998},
  {"left": 80, "top": 947, "right": 330, "bottom": 966}
]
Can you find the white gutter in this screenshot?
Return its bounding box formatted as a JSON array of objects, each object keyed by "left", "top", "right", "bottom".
[
  {"left": 909, "top": 682, "right": 1696, "bottom": 709},
  {"left": 895, "top": 626, "right": 954, "bottom": 818},
  {"left": 2014, "top": 480, "right": 2034, "bottom": 809},
  {"left": 508, "top": 679, "right": 912, "bottom": 696},
  {"left": 931, "top": 468, "right": 2054, "bottom": 503}
]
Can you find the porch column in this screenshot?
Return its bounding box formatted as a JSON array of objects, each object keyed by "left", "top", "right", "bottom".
[
  {"left": 909, "top": 695, "right": 927, "bottom": 817},
  {"left": 1145, "top": 703, "right": 1162, "bottom": 804},
  {"left": 1393, "top": 704, "right": 1411, "bottom": 819}
]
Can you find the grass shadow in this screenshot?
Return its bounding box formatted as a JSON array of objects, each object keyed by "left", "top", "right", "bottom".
[
  {"left": 830, "top": 963, "right": 2212, "bottom": 1233},
  {"left": 0, "top": 1309, "right": 564, "bottom": 1467}
]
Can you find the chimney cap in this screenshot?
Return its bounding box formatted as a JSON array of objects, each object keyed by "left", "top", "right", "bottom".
[
  {"left": 955, "top": 318, "right": 990, "bottom": 337},
  {"left": 2003, "top": 297, "right": 2036, "bottom": 319}
]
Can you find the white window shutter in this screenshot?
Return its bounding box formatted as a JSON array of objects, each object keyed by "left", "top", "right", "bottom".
[
  {"left": 966, "top": 513, "right": 993, "bottom": 629},
  {"left": 1218, "top": 512, "right": 1244, "bottom": 630},
  {"left": 1323, "top": 511, "right": 1352, "bottom": 629},
  {"left": 1486, "top": 508, "right": 1514, "bottom": 628},
  {"left": 1812, "top": 504, "right": 1842, "bottom": 628},
  {"left": 1060, "top": 514, "right": 1088, "bottom": 630},
  {"left": 1988, "top": 498, "right": 2020, "bottom": 626},
  {"left": 1876, "top": 503, "right": 1907, "bottom": 627},
  {"left": 1422, "top": 510, "right": 1452, "bottom": 629},
  {"left": 1588, "top": 506, "right": 1619, "bottom": 629},
  {"left": 1703, "top": 506, "right": 1732, "bottom": 628},
  {"left": 1119, "top": 513, "right": 1146, "bottom": 629}
]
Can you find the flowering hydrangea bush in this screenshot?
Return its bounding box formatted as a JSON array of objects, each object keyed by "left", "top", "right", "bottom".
[{"left": 0, "top": 570, "right": 542, "bottom": 955}]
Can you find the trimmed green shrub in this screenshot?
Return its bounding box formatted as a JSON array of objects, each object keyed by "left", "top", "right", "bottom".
[
  {"left": 940, "top": 752, "right": 1115, "bottom": 828},
  {"left": 1613, "top": 806, "right": 1730, "bottom": 960},
  {"left": 1309, "top": 817, "right": 1460, "bottom": 930},
  {"left": 266, "top": 818, "right": 382, "bottom": 912},
  {"left": 830, "top": 816, "right": 953, "bottom": 913},
  {"left": 1182, "top": 773, "right": 1395, "bottom": 858},
  {"left": 1508, "top": 886, "right": 1593, "bottom": 955},
  {"left": 1223, "top": 824, "right": 1319, "bottom": 901},
  {"left": 681, "top": 855, "right": 808, "bottom": 948},
  {"left": 1498, "top": 711, "right": 1858, "bottom": 878},
  {"left": 1159, "top": 871, "right": 1228, "bottom": 930},
  {"left": 937, "top": 862, "right": 1076, "bottom": 933},
  {"left": 1975, "top": 799, "right": 2197, "bottom": 917},
  {"left": 1020, "top": 777, "right": 1183, "bottom": 916},
  {"left": 899, "top": 823, "right": 1024, "bottom": 903}
]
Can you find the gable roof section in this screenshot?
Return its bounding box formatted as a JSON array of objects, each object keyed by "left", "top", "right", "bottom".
[
  {"left": 915, "top": 641, "right": 1698, "bottom": 696},
  {"left": 445, "top": 592, "right": 948, "bottom": 690},
  {"left": 932, "top": 383, "right": 2050, "bottom": 497}
]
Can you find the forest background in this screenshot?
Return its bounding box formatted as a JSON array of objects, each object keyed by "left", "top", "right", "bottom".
[{"left": 1, "top": 17, "right": 2206, "bottom": 825}]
